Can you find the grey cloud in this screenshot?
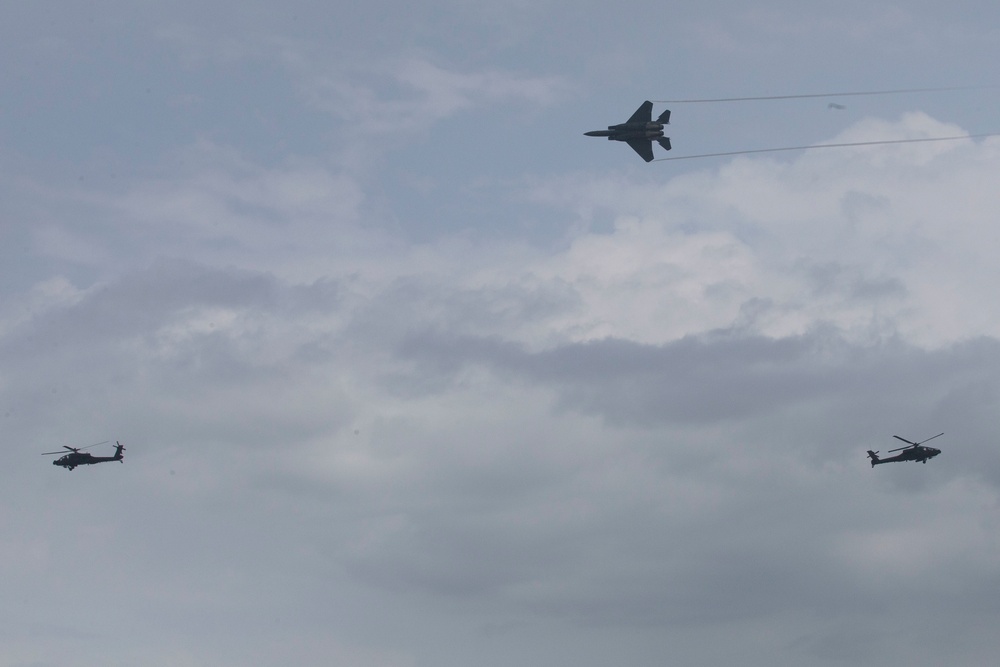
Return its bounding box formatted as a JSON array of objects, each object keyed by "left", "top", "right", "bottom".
[
  {"left": 394, "top": 329, "right": 1000, "bottom": 476},
  {"left": 346, "top": 274, "right": 581, "bottom": 350},
  {"left": 395, "top": 328, "right": 857, "bottom": 423},
  {"left": 2, "top": 258, "right": 338, "bottom": 353},
  {"left": 0, "top": 259, "right": 347, "bottom": 449},
  {"left": 800, "top": 260, "right": 907, "bottom": 300}
]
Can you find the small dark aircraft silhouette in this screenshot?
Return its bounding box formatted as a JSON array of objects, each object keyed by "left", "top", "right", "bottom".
[
  {"left": 868, "top": 433, "right": 943, "bottom": 467},
  {"left": 585, "top": 100, "right": 671, "bottom": 162},
  {"left": 42, "top": 441, "right": 125, "bottom": 471}
]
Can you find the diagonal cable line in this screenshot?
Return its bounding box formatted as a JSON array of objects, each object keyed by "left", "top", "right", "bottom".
[
  {"left": 652, "top": 133, "right": 1000, "bottom": 162},
  {"left": 652, "top": 86, "right": 995, "bottom": 103}
]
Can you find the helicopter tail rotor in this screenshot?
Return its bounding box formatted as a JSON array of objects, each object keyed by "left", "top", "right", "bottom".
[{"left": 867, "top": 450, "right": 881, "bottom": 467}]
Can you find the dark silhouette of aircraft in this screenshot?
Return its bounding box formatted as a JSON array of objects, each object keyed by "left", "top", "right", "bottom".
[
  {"left": 585, "top": 100, "right": 671, "bottom": 162},
  {"left": 868, "top": 433, "right": 943, "bottom": 467},
  {"left": 42, "top": 441, "right": 125, "bottom": 471}
]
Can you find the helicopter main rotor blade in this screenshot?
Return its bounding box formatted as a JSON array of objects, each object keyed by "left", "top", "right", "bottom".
[
  {"left": 892, "top": 435, "right": 918, "bottom": 446},
  {"left": 40, "top": 440, "right": 109, "bottom": 455},
  {"left": 887, "top": 445, "right": 914, "bottom": 452},
  {"left": 42, "top": 446, "right": 80, "bottom": 455},
  {"left": 916, "top": 432, "right": 944, "bottom": 446},
  {"left": 78, "top": 440, "right": 110, "bottom": 450}
]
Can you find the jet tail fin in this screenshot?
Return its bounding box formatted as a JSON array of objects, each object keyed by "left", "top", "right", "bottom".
[
  {"left": 656, "top": 109, "right": 671, "bottom": 125},
  {"left": 657, "top": 137, "right": 671, "bottom": 152},
  {"left": 867, "top": 450, "right": 880, "bottom": 467}
]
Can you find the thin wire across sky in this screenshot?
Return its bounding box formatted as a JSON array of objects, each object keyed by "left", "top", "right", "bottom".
[{"left": 647, "top": 85, "right": 998, "bottom": 161}]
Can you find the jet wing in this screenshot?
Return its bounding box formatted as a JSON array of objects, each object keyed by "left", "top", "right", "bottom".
[
  {"left": 626, "top": 139, "right": 655, "bottom": 162},
  {"left": 625, "top": 100, "right": 653, "bottom": 125}
]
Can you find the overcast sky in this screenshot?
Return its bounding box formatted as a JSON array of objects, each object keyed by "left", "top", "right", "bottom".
[{"left": 5, "top": 2, "right": 1000, "bottom": 665}]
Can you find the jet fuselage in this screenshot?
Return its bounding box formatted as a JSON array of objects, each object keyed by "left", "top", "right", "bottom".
[{"left": 584, "top": 120, "right": 667, "bottom": 142}]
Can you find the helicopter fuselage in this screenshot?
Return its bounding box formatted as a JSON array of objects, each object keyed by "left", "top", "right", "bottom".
[
  {"left": 869, "top": 446, "right": 940, "bottom": 465},
  {"left": 50, "top": 443, "right": 125, "bottom": 470},
  {"left": 53, "top": 452, "right": 122, "bottom": 470}
]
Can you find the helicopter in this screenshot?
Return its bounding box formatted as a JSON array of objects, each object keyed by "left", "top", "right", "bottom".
[
  {"left": 867, "top": 433, "right": 943, "bottom": 467},
  {"left": 42, "top": 441, "right": 125, "bottom": 471}
]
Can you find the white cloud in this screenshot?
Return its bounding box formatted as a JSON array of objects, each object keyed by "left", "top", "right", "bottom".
[
  {"left": 289, "top": 56, "right": 573, "bottom": 148},
  {"left": 523, "top": 114, "right": 1000, "bottom": 347}
]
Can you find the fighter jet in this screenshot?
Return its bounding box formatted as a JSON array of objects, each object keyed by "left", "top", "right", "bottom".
[{"left": 585, "top": 101, "right": 671, "bottom": 162}]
